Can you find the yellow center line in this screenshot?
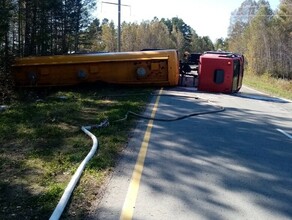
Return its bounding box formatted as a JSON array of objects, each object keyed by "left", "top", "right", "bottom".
[{"left": 120, "top": 88, "right": 163, "bottom": 220}]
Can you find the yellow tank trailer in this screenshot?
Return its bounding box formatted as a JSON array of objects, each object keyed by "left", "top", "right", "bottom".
[{"left": 12, "top": 50, "right": 179, "bottom": 87}]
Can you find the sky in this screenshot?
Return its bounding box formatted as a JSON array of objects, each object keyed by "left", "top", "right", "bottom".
[{"left": 95, "top": 0, "right": 280, "bottom": 42}]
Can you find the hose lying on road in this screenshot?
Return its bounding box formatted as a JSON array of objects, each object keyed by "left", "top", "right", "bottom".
[
  {"left": 115, "top": 107, "right": 224, "bottom": 122},
  {"left": 49, "top": 120, "right": 109, "bottom": 220},
  {"left": 115, "top": 95, "right": 225, "bottom": 122}
]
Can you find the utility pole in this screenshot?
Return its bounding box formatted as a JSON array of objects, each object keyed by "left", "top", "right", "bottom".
[
  {"left": 118, "top": 0, "right": 121, "bottom": 52},
  {"left": 102, "top": 1, "right": 131, "bottom": 52}
]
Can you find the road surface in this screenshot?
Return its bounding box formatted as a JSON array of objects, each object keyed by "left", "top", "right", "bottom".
[{"left": 88, "top": 86, "right": 292, "bottom": 220}]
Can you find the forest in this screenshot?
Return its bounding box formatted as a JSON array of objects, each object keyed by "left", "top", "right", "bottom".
[
  {"left": 229, "top": 0, "right": 292, "bottom": 80},
  {"left": 0, "top": 0, "right": 291, "bottom": 101}
]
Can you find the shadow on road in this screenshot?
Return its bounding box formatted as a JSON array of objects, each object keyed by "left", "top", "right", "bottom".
[{"left": 89, "top": 88, "right": 292, "bottom": 219}]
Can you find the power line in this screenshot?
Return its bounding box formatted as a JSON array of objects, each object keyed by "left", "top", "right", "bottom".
[{"left": 101, "top": 1, "right": 131, "bottom": 52}]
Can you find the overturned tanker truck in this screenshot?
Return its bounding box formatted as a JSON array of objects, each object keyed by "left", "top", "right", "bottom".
[{"left": 12, "top": 50, "right": 244, "bottom": 93}]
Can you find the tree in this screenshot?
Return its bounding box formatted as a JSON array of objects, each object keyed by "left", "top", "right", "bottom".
[
  {"left": 161, "top": 17, "right": 193, "bottom": 52},
  {"left": 3, "top": 0, "right": 96, "bottom": 56},
  {"left": 171, "top": 24, "right": 185, "bottom": 55},
  {"left": 101, "top": 20, "right": 117, "bottom": 52},
  {"left": 80, "top": 18, "right": 104, "bottom": 52},
  {"left": 245, "top": 2, "right": 273, "bottom": 75},
  {"left": 196, "top": 36, "right": 214, "bottom": 52},
  {"left": 189, "top": 29, "right": 200, "bottom": 52},
  {"left": 121, "top": 22, "right": 139, "bottom": 51},
  {"left": 0, "top": 0, "right": 14, "bottom": 70},
  {"left": 227, "top": 0, "right": 292, "bottom": 79},
  {"left": 271, "top": 0, "right": 292, "bottom": 79},
  {"left": 214, "top": 38, "right": 228, "bottom": 51},
  {"left": 228, "top": 0, "right": 259, "bottom": 54},
  {"left": 147, "top": 18, "right": 173, "bottom": 49},
  {"left": 133, "top": 18, "right": 173, "bottom": 51},
  {"left": 229, "top": 0, "right": 259, "bottom": 35}
]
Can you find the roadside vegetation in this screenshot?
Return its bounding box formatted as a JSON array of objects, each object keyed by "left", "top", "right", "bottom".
[
  {"left": 243, "top": 73, "right": 292, "bottom": 100},
  {"left": 229, "top": 0, "right": 292, "bottom": 81},
  {"left": 229, "top": 0, "right": 292, "bottom": 100},
  {"left": 0, "top": 85, "right": 152, "bottom": 219}
]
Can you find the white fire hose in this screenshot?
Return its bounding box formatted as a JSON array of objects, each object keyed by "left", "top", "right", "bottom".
[{"left": 49, "top": 120, "right": 109, "bottom": 220}]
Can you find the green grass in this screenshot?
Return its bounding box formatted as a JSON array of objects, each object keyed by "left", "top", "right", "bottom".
[
  {"left": 0, "top": 84, "right": 153, "bottom": 219},
  {"left": 243, "top": 73, "right": 292, "bottom": 100}
]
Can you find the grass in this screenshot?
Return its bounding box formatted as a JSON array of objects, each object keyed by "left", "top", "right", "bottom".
[
  {"left": 243, "top": 73, "right": 292, "bottom": 100},
  {"left": 0, "top": 84, "right": 153, "bottom": 219}
]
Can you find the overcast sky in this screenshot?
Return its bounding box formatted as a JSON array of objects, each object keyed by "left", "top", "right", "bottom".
[{"left": 95, "top": 0, "right": 280, "bottom": 42}]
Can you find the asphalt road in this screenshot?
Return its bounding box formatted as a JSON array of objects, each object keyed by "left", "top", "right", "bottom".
[{"left": 88, "top": 86, "right": 292, "bottom": 220}]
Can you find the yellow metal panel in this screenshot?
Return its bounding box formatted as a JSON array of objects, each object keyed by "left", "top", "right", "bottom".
[
  {"left": 13, "top": 50, "right": 179, "bottom": 87},
  {"left": 151, "top": 62, "right": 160, "bottom": 71}
]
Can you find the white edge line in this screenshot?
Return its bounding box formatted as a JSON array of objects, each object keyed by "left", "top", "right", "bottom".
[{"left": 276, "top": 129, "right": 292, "bottom": 139}]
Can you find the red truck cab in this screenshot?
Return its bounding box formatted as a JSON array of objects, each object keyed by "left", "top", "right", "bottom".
[{"left": 198, "top": 51, "right": 244, "bottom": 93}]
